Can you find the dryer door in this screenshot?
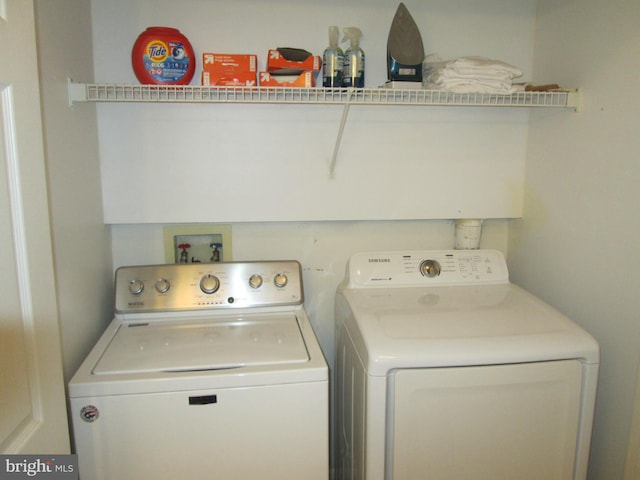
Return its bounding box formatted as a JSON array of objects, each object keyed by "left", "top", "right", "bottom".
[{"left": 389, "top": 360, "right": 582, "bottom": 480}]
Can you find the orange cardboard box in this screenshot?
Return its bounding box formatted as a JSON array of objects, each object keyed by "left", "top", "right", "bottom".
[
  {"left": 202, "top": 53, "right": 257, "bottom": 73},
  {"left": 259, "top": 71, "right": 316, "bottom": 88},
  {"left": 202, "top": 71, "right": 257, "bottom": 86},
  {"left": 266, "top": 50, "right": 321, "bottom": 73}
]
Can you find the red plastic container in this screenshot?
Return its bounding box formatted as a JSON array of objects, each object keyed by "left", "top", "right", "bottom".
[{"left": 131, "top": 27, "right": 195, "bottom": 85}]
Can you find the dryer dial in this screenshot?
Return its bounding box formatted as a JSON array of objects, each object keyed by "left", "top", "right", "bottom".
[{"left": 420, "top": 259, "right": 441, "bottom": 278}]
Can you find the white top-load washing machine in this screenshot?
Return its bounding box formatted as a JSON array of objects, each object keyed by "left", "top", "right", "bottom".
[
  {"left": 335, "top": 250, "right": 599, "bottom": 480},
  {"left": 69, "top": 261, "right": 328, "bottom": 480}
]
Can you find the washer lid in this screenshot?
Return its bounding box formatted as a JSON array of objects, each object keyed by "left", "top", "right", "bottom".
[{"left": 92, "top": 314, "right": 309, "bottom": 375}]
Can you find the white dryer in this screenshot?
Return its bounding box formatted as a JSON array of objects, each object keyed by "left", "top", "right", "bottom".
[{"left": 335, "top": 250, "right": 599, "bottom": 480}]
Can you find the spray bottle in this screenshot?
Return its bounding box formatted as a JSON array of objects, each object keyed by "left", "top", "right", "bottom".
[
  {"left": 322, "top": 26, "right": 344, "bottom": 87},
  {"left": 342, "top": 27, "right": 365, "bottom": 88}
]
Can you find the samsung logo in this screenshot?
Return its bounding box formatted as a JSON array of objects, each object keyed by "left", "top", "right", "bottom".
[{"left": 369, "top": 258, "right": 391, "bottom": 263}]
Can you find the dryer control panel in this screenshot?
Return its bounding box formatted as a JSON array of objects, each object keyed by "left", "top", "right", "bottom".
[
  {"left": 345, "top": 250, "right": 509, "bottom": 287},
  {"left": 114, "top": 260, "right": 303, "bottom": 313}
]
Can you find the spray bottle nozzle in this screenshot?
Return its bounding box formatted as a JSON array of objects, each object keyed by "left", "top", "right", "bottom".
[
  {"left": 342, "top": 27, "right": 362, "bottom": 47},
  {"left": 328, "top": 26, "right": 339, "bottom": 47}
]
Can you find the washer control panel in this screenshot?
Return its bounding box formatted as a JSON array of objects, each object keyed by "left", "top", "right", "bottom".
[
  {"left": 346, "top": 250, "right": 509, "bottom": 287},
  {"left": 115, "top": 260, "right": 303, "bottom": 313}
]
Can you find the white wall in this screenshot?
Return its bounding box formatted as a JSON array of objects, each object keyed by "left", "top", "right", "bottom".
[
  {"left": 91, "top": 0, "right": 538, "bottom": 223},
  {"left": 35, "top": 0, "right": 113, "bottom": 381},
  {"left": 508, "top": 0, "right": 640, "bottom": 478}
]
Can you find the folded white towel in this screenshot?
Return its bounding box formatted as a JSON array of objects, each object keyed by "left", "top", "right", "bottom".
[
  {"left": 422, "top": 54, "right": 524, "bottom": 94},
  {"left": 446, "top": 56, "right": 523, "bottom": 78},
  {"left": 433, "top": 69, "right": 517, "bottom": 84}
]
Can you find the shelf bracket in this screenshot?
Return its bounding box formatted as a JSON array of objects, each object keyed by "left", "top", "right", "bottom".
[
  {"left": 67, "top": 78, "right": 87, "bottom": 106},
  {"left": 566, "top": 88, "right": 584, "bottom": 113},
  {"left": 329, "top": 89, "right": 355, "bottom": 178}
]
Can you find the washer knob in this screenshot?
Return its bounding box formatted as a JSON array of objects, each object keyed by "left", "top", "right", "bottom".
[
  {"left": 249, "top": 274, "right": 263, "bottom": 289},
  {"left": 420, "top": 259, "right": 441, "bottom": 278},
  {"left": 155, "top": 278, "right": 170, "bottom": 293},
  {"left": 199, "top": 274, "right": 220, "bottom": 294},
  {"left": 273, "top": 273, "right": 288, "bottom": 288},
  {"left": 129, "top": 279, "right": 144, "bottom": 295}
]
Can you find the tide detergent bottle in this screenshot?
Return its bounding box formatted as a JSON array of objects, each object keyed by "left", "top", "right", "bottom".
[{"left": 132, "top": 27, "right": 195, "bottom": 85}]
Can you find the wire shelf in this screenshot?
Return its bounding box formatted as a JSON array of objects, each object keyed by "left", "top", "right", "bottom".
[{"left": 68, "top": 81, "right": 580, "bottom": 109}]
